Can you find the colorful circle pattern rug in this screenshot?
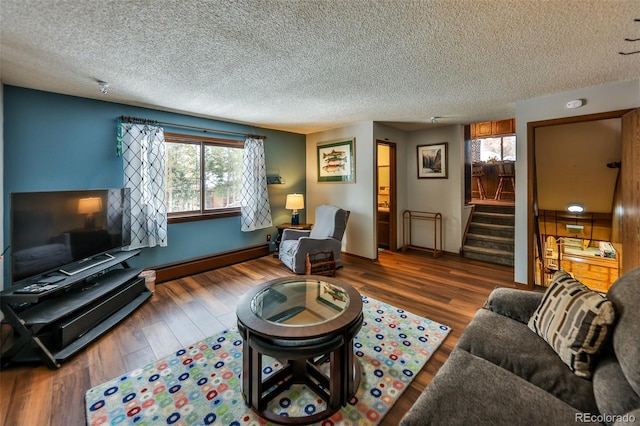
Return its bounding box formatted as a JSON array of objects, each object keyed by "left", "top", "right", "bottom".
[{"left": 85, "top": 295, "right": 450, "bottom": 425}]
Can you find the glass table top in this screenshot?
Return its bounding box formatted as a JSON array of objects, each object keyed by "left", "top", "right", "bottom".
[{"left": 251, "top": 278, "right": 351, "bottom": 327}]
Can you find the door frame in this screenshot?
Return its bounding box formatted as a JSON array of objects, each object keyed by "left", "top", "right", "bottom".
[
  {"left": 376, "top": 140, "right": 397, "bottom": 254},
  {"left": 526, "top": 109, "right": 632, "bottom": 288}
]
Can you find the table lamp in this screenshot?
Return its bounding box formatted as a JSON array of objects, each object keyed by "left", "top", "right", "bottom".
[
  {"left": 285, "top": 193, "right": 304, "bottom": 225},
  {"left": 78, "top": 197, "right": 102, "bottom": 229}
]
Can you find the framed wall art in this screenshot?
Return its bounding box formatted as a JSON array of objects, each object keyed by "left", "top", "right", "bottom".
[
  {"left": 317, "top": 138, "right": 355, "bottom": 183},
  {"left": 417, "top": 142, "right": 448, "bottom": 179}
]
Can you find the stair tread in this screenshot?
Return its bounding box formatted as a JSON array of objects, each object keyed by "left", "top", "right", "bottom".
[
  {"left": 466, "top": 233, "right": 514, "bottom": 242},
  {"left": 462, "top": 245, "right": 515, "bottom": 257},
  {"left": 462, "top": 251, "right": 515, "bottom": 266},
  {"left": 473, "top": 212, "right": 515, "bottom": 218},
  {"left": 469, "top": 222, "right": 514, "bottom": 230},
  {"left": 471, "top": 205, "right": 515, "bottom": 213}
]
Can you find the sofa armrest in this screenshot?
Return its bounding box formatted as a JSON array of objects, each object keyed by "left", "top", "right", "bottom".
[
  {"left": 483, "top": 287, "right": 544, "bottom": 324},
  {"left": 281, "top": 229, "right": 311, "bottom": 241}
]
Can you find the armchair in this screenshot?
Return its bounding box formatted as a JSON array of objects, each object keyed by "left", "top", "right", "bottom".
[{"left": 278, "top": 204, "right": 348, "bottom": 274}]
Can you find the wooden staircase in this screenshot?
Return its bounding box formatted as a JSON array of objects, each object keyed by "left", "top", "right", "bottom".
[{"left": 462, "top": 204, "right": 515, "bottom": 266}]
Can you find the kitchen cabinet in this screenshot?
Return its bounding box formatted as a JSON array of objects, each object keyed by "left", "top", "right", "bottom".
[
  {"left": 492, "top": 118, "right": 515, "bottom": 135},
  {"left": 472, "top": 121, "right": 493, "bottom": 138},
  {"left": 471, "top": 118, "right": 515, "bottom": 138}
]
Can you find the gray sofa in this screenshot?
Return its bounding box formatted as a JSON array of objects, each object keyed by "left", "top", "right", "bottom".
[{"left": 401, "top": 266, "right": 640, "bottom": 425}]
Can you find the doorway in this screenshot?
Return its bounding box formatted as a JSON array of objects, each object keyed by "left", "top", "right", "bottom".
[
  {"left": 526, "top": 109, "right": 636, "bottom": 288},
  {"left": 376, "top": 141, "right": 397, "bottom": 253}
]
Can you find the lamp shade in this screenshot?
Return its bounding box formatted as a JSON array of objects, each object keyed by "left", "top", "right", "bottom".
[
  {"left": 285, "top": 193, "right": 304, "bottom": 210},
  {"left": 78, "top": 197, "right": 102, "bottom": 214}
]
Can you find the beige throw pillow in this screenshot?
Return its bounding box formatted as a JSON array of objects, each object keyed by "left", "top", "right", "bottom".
[{"left": 528, "top": 271, "right": 615, "bottom": 379}]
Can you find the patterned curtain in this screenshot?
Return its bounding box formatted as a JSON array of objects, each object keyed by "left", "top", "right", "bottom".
[
  {"left": 119, "top": 122, "right": 168, "bottom": 249},
  {"left": 240, "top": 137, "right": 272, "bottom": 231}
]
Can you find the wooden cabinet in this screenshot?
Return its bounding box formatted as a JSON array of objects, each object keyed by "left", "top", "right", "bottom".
[
  {"left": 471, "top": 118, "right": 515, "bottom": 138},
  {"left": 541, "top": 237, "right": 619, "bottom": 292},
  {"left": 492, "top": 118, "right": 515, "bottom": 135},
  {"left": 561, "top": 254, "right": 619, "bottom": 293},
  {"left": 377, "top": 210, "right": 390, "bottom": 248},
  {"left": 473, "top": 121, "right": 493, "bottom": 138}
]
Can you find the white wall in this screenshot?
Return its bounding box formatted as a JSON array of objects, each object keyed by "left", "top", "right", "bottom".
[
  {"left": 514, "top": 79, "right": 640, "bottom": 285},
  {"left": 307, "top": 122, "right": 376, "bottom": 259},
  {"left": 405, "top": 125, "right": 465, "bottom": 254}
]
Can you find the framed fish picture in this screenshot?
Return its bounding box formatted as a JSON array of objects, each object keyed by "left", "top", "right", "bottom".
[
  {"left": 317, "top": 138, "right": 355, "bottom": 183},
  {"left": 417, "top": 142, "right": 448, "bottom": 179}
]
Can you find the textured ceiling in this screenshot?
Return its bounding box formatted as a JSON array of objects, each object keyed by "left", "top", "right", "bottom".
[{"left": 1, "top": 0, "right": 638, "bottom": 134}]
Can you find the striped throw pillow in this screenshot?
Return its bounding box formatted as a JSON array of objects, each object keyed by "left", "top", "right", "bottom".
[{"left": 528, "top": 270, "right": 615, "bottom": 379}]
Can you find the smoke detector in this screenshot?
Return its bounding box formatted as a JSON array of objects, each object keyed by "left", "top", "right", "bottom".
[{"left": 566, "top": 99, "right": 583, "bottom": 109}]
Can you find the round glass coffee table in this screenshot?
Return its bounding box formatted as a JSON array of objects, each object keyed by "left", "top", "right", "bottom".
[{"left": 236, "top": 276, "right": 363, "bottom": 425}]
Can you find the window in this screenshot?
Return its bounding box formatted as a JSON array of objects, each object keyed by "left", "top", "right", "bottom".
[
  {"left": 165, "top": 132, "right": 244, "bottom": 221},
  {"left": 472, "top": 135, "right": 516, "bottom": 162}
]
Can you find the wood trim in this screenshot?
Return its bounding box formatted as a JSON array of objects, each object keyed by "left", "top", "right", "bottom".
[
  {"left": 621, "top": 108, "right": 640, "bottom": 273},
  {"left": 460, "top": 204, "right": 476, "bottom": 252},
  {"left": 151, "top": 243, "right": 270, "bottom": 283},
  {"left": 389, "top": 142, "right": 398, "bottom": 251},
  {"left": 376, "top": 140, "right": 398, "bottom": 252}
]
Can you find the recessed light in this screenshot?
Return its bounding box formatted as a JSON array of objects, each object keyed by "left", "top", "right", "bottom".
[{"left": 567, "top": 203, "right": 584, "bottom": 213}]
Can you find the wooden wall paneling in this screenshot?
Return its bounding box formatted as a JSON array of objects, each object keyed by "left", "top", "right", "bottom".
[
  {"left": 611, "top": 155, "right": 623, "bottom": 268},
  {"left": 537, "top": 210, "right": 613, "bottom": 242},
  {"left": 621, "top": 108, "right": 640, "bottom": 273}
]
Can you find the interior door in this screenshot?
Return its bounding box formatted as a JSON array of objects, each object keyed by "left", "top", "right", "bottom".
[{"left": 376, "top": 141, "right": 397, "bottom": 253}]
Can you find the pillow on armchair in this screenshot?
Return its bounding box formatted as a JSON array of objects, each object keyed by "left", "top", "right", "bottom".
[{"left": 528, "top": 270, "right": 615, "bottom": 379}]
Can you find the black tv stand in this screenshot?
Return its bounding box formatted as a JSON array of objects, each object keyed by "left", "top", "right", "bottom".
[{"left": 1, "top": 249, "right": 151, "bottom": 370}]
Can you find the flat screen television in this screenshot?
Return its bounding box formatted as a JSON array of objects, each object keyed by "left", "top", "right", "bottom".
[{"left": 10, "top": 188, "right": 131, "bottom": 284}]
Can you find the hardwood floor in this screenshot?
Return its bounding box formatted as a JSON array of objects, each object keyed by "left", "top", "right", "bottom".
[{"left": 0, "top": 250, "right": 516, "bottom": 426}]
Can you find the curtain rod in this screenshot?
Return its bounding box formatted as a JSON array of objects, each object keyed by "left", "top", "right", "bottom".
[{"left": 119, "top": 115, "right": 266, "bottom": 140}]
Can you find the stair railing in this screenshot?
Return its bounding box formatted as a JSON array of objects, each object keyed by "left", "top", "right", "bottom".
[{"left": 461, "top": 204, "right": 476, "bottom": 252}]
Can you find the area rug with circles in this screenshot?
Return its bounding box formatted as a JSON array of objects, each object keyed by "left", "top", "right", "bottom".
[{"left": 85, "top": 295, "right": 450, "bottom": 425}]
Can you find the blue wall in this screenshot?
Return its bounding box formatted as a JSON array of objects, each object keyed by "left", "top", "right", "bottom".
[{"left": 3, "top": 86, "right": 307, "bottom": 286}]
